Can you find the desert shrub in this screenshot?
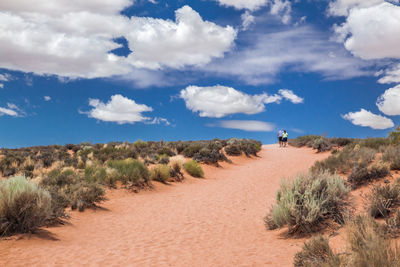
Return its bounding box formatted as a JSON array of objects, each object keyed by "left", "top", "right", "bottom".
[
  {"left": 389, "top": 126, "right": 400, "bottom": 145},
  {"left": 84, "top": 166, "right": 108, "bottom": 184},
  {"left": 183, "top": 160, "right": 204, "bottom": 178},
  {"left": 169, "top": 161, "right": 184, "bottom": 182},
  {"left": 267, "top": 171, "right": 349, "bottom": 234},
  {"left": 182, "top": 143, "right": 205, "bottom": 158},
  {"left": 289, "top": 135, "right": 322, "bottom": 148},
  {"left": 329, "top": 137, "right": 355, "bottom": 147},
  {"left": 40, "top": 169, "right": 77, "bottom": 187},
  {"left": 294, "top": 235, "right": 340, "bottom": 267},
  {"left": 312, "top": 138, "right": 332, "bottom": 152},
  {"left": 69, "top": 182, "right": 106, "bottom": 212},
  {"left": 348, "top": 163, "right": 390, "bottom": 188},
  {"left": 157, "top": 146, "right": 175, "bottom": 157},
  {"left": 225, "top": 144, "right": 242, "bottom": 156},
  {"left": 312, "top": 146, "right": 376, "bottom": 174},
  {"left": 107, "top": 159, "right": 150, "bottom": 186},
  {"left": 294, "top": 215, "right": 400, "bottom": 267},
  {"left": 368, "top": 183, "right": 400, "bottom": 218},
  {"left": 193, "top": 148, "right": 229, "bottom": 165},
  {"left": 345, "top": 215, "right": 400, "bottom": 267},
  {"left": 150, "top": 164, "right": 171, "bottom": 183},
  {"left": 156, "top": 154, "right": 170, "bottom": 165},
  {"left": 382, "top": 146, "right": 400, "bottom": 170},
  {"left": 359, "top": 137, "right": 391, "bottom": 150},
  {"left": 0, "top": 176, "right": 52, "bottom": 236},
  {"left": 239, "top": 139, "right": 262, "bottom": 156}
]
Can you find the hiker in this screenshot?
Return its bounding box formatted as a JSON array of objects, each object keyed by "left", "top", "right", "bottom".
[
  {"left": 277, "top": 129, "right": 283, "bottom": 147},
  {"left": 282, "top": 130, "right": 288, "bottom": 147}
]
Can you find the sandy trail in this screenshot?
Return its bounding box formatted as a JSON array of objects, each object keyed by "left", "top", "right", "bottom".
[{"left": 0, "top": 145, "right": 328, "bottom": 267}]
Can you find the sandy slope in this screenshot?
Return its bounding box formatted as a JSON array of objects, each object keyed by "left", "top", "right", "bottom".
[{"left": 0, "top": 145, "right": 329, "bottom": 267}]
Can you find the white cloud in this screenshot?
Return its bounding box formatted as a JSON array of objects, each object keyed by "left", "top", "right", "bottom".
[
  {"left": 270, "top": 0, "right": 291, "bottom": 24},
  {"left": 328, "top": 0, "right": 383, "bottom": 16},
  {"left": 205, "top": 26, "right": 370, "bottom": 85},
  {"left": 214, "top": 0, "right": 269, "bottom": 11},
  {"left": 0, "top": 0, "right": 133, "bottom": 16},
  {"left": 342, "top": 108, "right": 394, "bottom": 129},
  {"left": 85, "top": 94, "right": 153, "bottom": 124},
  {"left": 334, "top": 2, "right": 400, "bottom": 60},
  {"left": 0, "top": 102, "right": 20, "bottom": 117},
  {"left": 212, "top": 120, "right": 274, "bottom": 132},
  {"left": 44, "top": 96, "right": 51, "bottom": 101},
  {"left": 0, "top": 10, "right": 131, "bottom": 79},
  {"left": 378, "top": 64, "right": 400, "bottom": 84},
  {"left": 278, "top": 89, "right": 304, "bottom": 104},
  {"left": 0, "top": 84, "right": 3, "bottom": 89},
  {"left": 0, "top": 4, "right": 236, "bottom": 81},
  {"left": 125, "top": 6, "right": 236, "bottom": 69},
  {"left": 241, "top": 11, "right": 255, "bottom": 30},
  {"left": 179, "top": 85, "right": 281, "bottom": 118},
  {"left": 376, "top": 85, "right": 400, "bottom": 116}
]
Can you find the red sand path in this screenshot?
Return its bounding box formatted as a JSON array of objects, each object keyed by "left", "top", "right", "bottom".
[{"left": 0, "top": 145, "right": 329, "bottom": 267}]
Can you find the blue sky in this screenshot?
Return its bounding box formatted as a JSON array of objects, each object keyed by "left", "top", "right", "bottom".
[{"left": 1, "top": 0, "right": 400, "bottom": 148}]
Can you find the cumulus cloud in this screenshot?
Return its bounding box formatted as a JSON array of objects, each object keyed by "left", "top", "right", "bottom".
[
  {"left": 85, "top": 94, "right": 154, "bottom": 124},
  {"left": 214, "top": 0, "right": 269, "bottom": 10},
  {"left": 212, "top": 120, "right": 274, "bottom": 132},
  {"left": 125, "top": 6, "right": 236, "bottom": 69},
  {"left": 334, "top": 2, "right": 400, "bottom": 60},
  {"left": 342, "top": 108, "right": 394, "bottom": 129},
  {"left": 206, "top": 26, "right": 370, "bottom": 85},
  {"left": 376, "top": 85, "right": 400, "bottom": 116},
  {"left": 378, "top": 64, "right": 400, "bottom": 84},
  {"left": 0, "top": 0, "right": 133, "bottom": 16},
  {"left": 44, "top": 96, "right": 51, "bottom": 101},
  {"left": 0, "top": 102, "right": 20, "bottom": 117},
  {"left": 270, "top": 0, "right": 292, "bottom": 24},
  {"left": 0, "top": 84, "right": 3, "bottom": 89},
  {"left": 0, "top": 4, "right": 236, "bottom": 81},
  {"left": 328, "top": 0, "right": 384, "bottom": 16},
  {"left": 241, "top": 11, "right": 255, "bottom": 30},
  {"left": 179, "top": 85, "right": 282, "bottom": 118},
  {"left": 278, "top": 89, "right": 304, "bottom": 104}
]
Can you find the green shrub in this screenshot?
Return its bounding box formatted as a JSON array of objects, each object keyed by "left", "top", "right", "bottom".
[
  {"left": 150, "top": 164, "right": 171, "bottom": 183},
  {"left": 294, "top": 235, "right": 340, "bottom": 267},
  {"left": 311, "top": 146, "right": 376, "bottom": 174},
  {"left": 84, "top": 165, "right": 108, "bottom": 184},
  {"left": 182, "top": 143, "right": 205, "bottom": 158},
  {"left": 348, "top": 163, "right": 390, "bottom": 188},
  {"left": 0, "top": 176, "right": 52, "bottom": 235},
  {"left": 358, "top": 138, "right": 391, "bottom": 150},
  {"left": 183, "top": 160, "right": 204, "bottom": 178},
  {"left": 40, "top": 169, "right": 76, "bottom": 187},
  {"left": 382, "top": 146, "right": 400, "bottom": 170},
  {"left": 346, "top": 215, "right": 400, "bottom": 267},
  {"left": 294, "top": 215, "right": 400, "bottom": 267},
  {"left": 107, "top": 159, "right": 150, "bottom": 186},
  {"left": 69, "top": 182, "right": 106, "bottom": 212},
  {"left": 193, "top": 148, "right": 229, "bottom": 165},
  {"left": 225, "top": 144, "right": 242, "bottom": 156},
  {"left": 267, "top": 171, "right": 349, "bottom": 234},
  {"left": 368, "top": 183, "right": 400, "bottom": 218},
  {"left": 312, "top": 138, "right": 332, "bottom": 152},
  {"left": 289, "top": 135, "right": 324, "bottom": 148}
]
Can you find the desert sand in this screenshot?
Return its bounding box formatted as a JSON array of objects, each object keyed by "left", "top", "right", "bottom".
[{"left": 0, "top": 144, "right": 329, "bottom": 267}]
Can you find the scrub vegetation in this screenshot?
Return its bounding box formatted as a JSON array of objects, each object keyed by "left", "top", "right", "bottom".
[
  {"left": 278, "top": 127, "right": 400, "bottom": 266},
  {"left": 0, "top": 138, "right": 261, "bottom": 237}
]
